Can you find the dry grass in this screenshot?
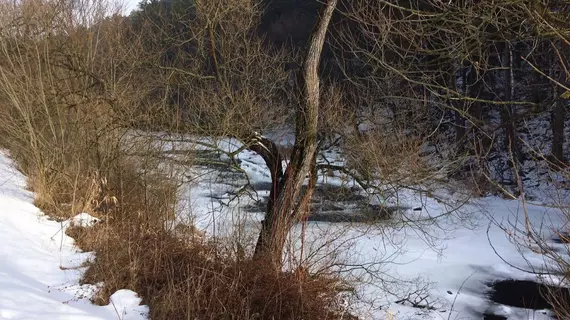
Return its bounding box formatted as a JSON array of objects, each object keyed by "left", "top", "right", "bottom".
[
  {"left": 64, "top": 163, "right": 348, "bottom": 320},
  {"left": 69, "top": 221, "right": 348, "bottom": 320},
  {"left": 344, "top": 129, "right": 428, "bottom": 184},
  {"left": 0, "top": 2, "right": 351, "bottom": 319},
  {"left": 54, "top": 158, "right": 351, "bottom": 320}
]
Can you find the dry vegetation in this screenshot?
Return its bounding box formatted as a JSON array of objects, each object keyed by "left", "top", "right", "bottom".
[
  {"left": 1, "top": 0, "right": 569, "bottom": 318},
  {"left": 0, "top": 0, "right": 349, "bottom": 318},
  {"left": 69, "top": 223, "right": 346, "bottom": 320}
]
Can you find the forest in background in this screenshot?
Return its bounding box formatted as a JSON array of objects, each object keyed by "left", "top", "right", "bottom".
[{"left": 125, "top": 0, "right": 570, "bottom": 195}]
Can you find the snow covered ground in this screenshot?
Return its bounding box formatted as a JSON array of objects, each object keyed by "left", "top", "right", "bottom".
[
  {"left": 345, "top": 198, "right": 564, "bottom": 320},
  {"left": 2, "top": 125, "right": 568, "bottom": 320},
  {"left": 0, "top": 151, "right": 148, "bottom": 320},
  {"left": 160, "top": 133, "right": 569, "bottom": 320}
]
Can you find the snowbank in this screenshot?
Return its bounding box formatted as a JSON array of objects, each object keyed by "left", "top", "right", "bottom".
[{"left": 0, "top": 151, "right": 148, "bottom": 320}]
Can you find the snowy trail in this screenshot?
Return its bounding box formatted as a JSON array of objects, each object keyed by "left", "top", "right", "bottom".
[{"left": 0, "top": 152, "right": 148, "bottom": 320}]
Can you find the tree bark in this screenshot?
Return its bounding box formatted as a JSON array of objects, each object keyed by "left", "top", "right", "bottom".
[
  {"left": 467, "top": 63, "right": 488, "bottom": 157},
  {"left": 467, "top": 63, "right": 484, "bottom": 123},
  {"left": 501, "top": 42, "right": 519, "bottom": 162},
  {"left": 551, "top": 40, "right": 568, "bottom": 166},
  {"left": 253, "top": 0, "right": 338, "bottom": 268},
  {"left": 454, "top": 65, "right": 467, "bottom": 147},
  {"left": 552, "top": 99, "right": 565, "bottom": 164}
]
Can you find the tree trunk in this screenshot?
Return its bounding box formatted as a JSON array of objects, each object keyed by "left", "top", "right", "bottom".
[
  {"left": 454, "top": 65, "right": 467, "bottom": 147},
  {"left": 551, "top": 41, "right": 568, "bottom": 166},
  {"left": 467, "top": 63, "right": 483, "bottom": 123},
  {"left": 468, "top": 63, "right": 489, "bottom": 157},
  {"left": 552, "top": 100, "right": 565, "bottom": 164},
  {"left": 501, "top": 42, "right": 519, "bottom": 161},
  {"left": 252, "top": 0, "right": 338, "bottom": 268}
]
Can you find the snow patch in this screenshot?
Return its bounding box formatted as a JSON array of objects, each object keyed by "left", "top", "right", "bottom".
[
  {"left": 107, "top": 290, "right": 150, "bottom": 320},
  {"left": 0, "top": 150, "right": 148, "bottom": 320},
  {"left": 70, "top": 212, "right": 101, "bottom": 227}
]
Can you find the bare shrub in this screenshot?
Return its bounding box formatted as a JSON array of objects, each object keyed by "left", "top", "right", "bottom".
[
  {"left": 0, "top": 0, "right": 134, "bottom": 217},
  {"left": 0, "top": 0, "right": 353, "bottom": 318},
  {"left": 128, "top": 0, "right": 292, "bottom": 136},
  {"left": 69, "top": 221, "right": 349, "bottom": 320},
  {"left": 344, "top": 130, "right": 428, "bottom": 184}
]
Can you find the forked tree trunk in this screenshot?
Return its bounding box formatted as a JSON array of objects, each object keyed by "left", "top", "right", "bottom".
[{"left": 252, "top": 0, "right": 338, "bottom": 268}]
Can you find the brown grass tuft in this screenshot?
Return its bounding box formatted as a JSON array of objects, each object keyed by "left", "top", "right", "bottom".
[{"left": 69, "top": 221, "right": 347, "bottom": 320}]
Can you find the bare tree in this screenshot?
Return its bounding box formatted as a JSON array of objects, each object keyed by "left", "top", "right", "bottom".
[{"left": 252, "top": 0, "right": 338, "bottom": 266}]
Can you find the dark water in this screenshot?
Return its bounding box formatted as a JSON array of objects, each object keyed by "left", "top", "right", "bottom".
[{"left": 483, "top": 279, "right": 570, "bottom": 319}]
